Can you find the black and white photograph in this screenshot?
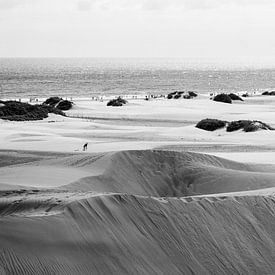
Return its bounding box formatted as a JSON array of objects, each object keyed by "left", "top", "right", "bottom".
[{"left": 0, "top": 0, "right": 275, "bottom": 274}]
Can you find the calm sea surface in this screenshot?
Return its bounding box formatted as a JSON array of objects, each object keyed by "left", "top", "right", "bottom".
[{"left": 0, "top": 58, "right": 274, "bottom": 99}]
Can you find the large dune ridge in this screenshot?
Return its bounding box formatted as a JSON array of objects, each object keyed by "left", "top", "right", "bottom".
[{"left": 1, "top": 149, "right": 275, "bottom": 274}]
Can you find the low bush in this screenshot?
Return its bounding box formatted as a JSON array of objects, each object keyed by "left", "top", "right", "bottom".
[
  {"left": 43, "top": 97, "right": 73, "bottom": 110},
  {"left": 0, "top": 101, "right": 65, "bottom": 121},
  {"left": 43, "top": 97, "right": 62, "bottom": 106},
  {"left": 167, "top": 91, "right": 197, "bottom": 99},
  {"left": 228, "top": 93, "right": 243, "bottom": 101},
  {"left": 56, "top": 100, "right": 73, "bottom": 111},
  {"left": 262, "top": 91, "right": 275, "bottom": 96},
  {"left": 188, "top": 91, "right": 198, "bottom": 97},
  {"left": 196, "top": 118, "right": 227, "bottom": 131},
  {"left": 243, "top": 121, "right": 274, "bottom": 132},
  {"left": 107, "top": 96, "right": 127, "bottom": 107},
  {"left": 213, "top": 94, "right": 232, "bottom": 104},
  {"left": 226, "top": 120, "right": 251, "bottom": 132},
  {"left": 227, "top": 120, "right": 274, "bottom": 132},
  {"left": 174, "top": 93, "right": 181, "bottom": 99}
]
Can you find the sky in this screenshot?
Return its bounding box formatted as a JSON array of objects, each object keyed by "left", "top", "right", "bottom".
[{"left": 0, "top": 0, "right": 274, "bottom": 65}]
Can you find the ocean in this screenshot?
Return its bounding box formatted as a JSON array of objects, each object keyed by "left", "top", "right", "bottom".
[{"left": 0, "top": 58, "right": 274, "bottom": 99}]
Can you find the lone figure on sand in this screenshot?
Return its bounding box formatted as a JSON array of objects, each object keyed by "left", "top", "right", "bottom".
[{"left": 83, "top": 142, "right": 88, "bottom": 151}]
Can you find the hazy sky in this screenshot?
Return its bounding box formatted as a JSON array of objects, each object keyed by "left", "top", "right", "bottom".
[{"left": 0, "top": 0, "right": 274, "bottom": 64}]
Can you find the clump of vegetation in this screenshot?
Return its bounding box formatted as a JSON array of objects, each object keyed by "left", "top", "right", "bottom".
[
  {"left": 167, "top": 92, "right": 177, "bottom": 99},
  {"left": 262, "top": 91, "right": 275, "bottom": 96},
  {"left": 43, "top": 97, "right": 62, "bottom": 106},
  {"left": 174, "top": 93, "right": 182, "bottom": 99},
  {"left": 196, "top": 118, "right": 227, "bottom": 131},
  {"left": 243, "top": 121, "right": 274, "bottom": 132},
  {"left": 213, "top": 94, "right": 232, "bottom": 104},
  {"left": 0, "top": 101, "right": 65, "bottom": 121},
  {"left": 196, "top": 118, "right": 274, "bottom": 133},
  {"left": 226, "top": 120, "right": 274, "bottom": 132},
  {"left": 107, "top": 96, "right": 127, "bottom": 107},
  {"left": 188, "top": 91, "right": 198, "bottom": 97},
  {"left": 228, "top": 93, "right": 243, "bottom": 101},
  {"left": 226, "top": 120, "right": 251, "bottom": 132},
  {"left": 56, "top": 100, "right": 73, "bottom": 110},
  {"left": 167, "top": 91, "right": 198, "bottom": 99},
  {"left": 43, "top": 97, "right": 73, "bottom": 110}
]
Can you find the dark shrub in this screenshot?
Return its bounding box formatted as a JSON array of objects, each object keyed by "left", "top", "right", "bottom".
[
  {"left": 244, "top": 121, "right": 274, "bottom": 132},
  {"left": 196, "top": 119, "right": 227, "bottom": 131},
  {"left": 43, "top": 97, "right": 73, "bottom": 110},
  {"left": 107, "top": 100, "right": 123, "bottom": 106},
  {"left": 262, "top": 91, "right": 275, "bottom": 96},
  {"left": 167, "top": 92, "right": 177, "bottom": 99},
  {"left": 188, "top": 91, "right": 198, "bottom": 97},
  {"left": 41, "top": 105, "right": 65, "bottom": 116},
  {"left": 0, "top": 101, "right": 65, "bottom": 121},
  {"left": 213, "top": 94, "right": 232, "bottom": 104},
  {"left": 228, "top": 93, "right": 243, "bottom": 101},
  {"left": 56, "top": 100, "right": 73, "bottom": 111},
  {"left": 242, "top": 93, "right": 249, "bottom": 97},
  {"left": 174, "top": 93, "right": 181, "bottom": 99},
  {"left": 226, "top": 120, "right": 252, "bottom": 132},
  {"left": 227, "top": 120, "right": 274, "bottom": 132},
  {"left": 107, "top": 96, "right": 127, "bottom": 107},
  {"left": 43, "top": 97, "right": 62, "bottom": 106},
  {"left": 243, "top": 122, "right": 260, "bottom": 132}
]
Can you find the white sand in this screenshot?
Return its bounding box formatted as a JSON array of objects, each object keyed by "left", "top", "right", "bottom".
[
  {"left": 1, "top": 95, "right": 275, "bottom": 158},
  {"left": 1, "top": 95, "right": 275, "bottom": 274}
]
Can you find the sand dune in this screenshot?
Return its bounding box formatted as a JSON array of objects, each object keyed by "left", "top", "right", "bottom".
[
  {"left": 1, "top": 190, "right": 275, "bottom": 274},
  {"left": 66, "top": 150, "right": 275, "bottom": 197},
  {"left": 1, "top": 149, "right": 275, "bottom": 274},
  {"left": 2, "top": 149, "right": 275, "bottom": 195}
]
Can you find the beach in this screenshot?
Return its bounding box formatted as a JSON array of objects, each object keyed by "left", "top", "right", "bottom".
[{"left": 1, "top": 94, "right": 275, "bottom": 274}]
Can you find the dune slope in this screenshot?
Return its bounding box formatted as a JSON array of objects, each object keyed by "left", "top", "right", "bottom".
[
  {"left": 1, "top": 150, "right": 275, "bottom": 274},
  {"left": 1, "top": 192, "right": 275, "bottom": 274},
  {"left": 67, "top": 150, "right": 275, "bottom": 197}
]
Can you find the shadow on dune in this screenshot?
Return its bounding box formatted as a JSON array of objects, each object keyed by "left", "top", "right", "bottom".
[
  {"left": 1, "top": 150, "right": 275, "bottom": 274},
  {"left": 1, "top": 192, "right": 275, "bottom": 274},
  {"left": 66, "top": 150, "right": 275, "bottom": 197}
]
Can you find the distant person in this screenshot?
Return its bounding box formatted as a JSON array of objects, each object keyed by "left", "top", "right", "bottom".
[{"left": 83, "top": 143, "right": 88, "bottom": 151}]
